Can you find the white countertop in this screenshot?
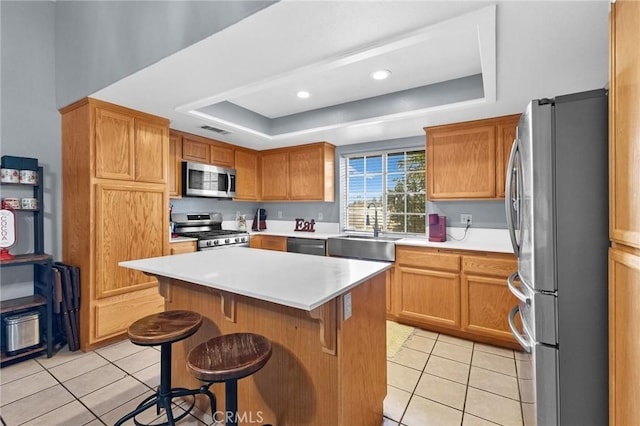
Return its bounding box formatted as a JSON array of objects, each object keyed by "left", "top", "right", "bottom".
[
  {"left": 395, "top": 228, "right": 514, "bottom": 254},
  {"left": 119, "top": 247, "right": 391, "bottom": 311},
  {"left": 248, "top": 221, "right": 514, "bottom": 254}
]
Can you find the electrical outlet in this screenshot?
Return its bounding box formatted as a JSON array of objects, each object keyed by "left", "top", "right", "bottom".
[
  {"left": 278, "top": 211, "right": 283, "bottom": 219},
  {"left": 343, "top": 292, "right": 352, "bottom": 320},
  {"left": 318, "top": 212, "right": 323, "bottom": 221},
  {"left": 461, "top": 214, "right": 472, "bottom": 226}
]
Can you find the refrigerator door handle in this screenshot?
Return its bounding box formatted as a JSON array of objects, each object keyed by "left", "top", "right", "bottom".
[
  {"left": 507, "top": 271, "right": 529, "bottom": 304},
  {"left": 508, "top": 305, "right": 532, "bottom": 353},
  {"left": 505, "top": 138, "right": 520, "bottom": 256}
]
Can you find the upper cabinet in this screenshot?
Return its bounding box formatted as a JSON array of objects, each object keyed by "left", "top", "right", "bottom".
[
  {"left": 289, "top": 143, "right": 335, "bottom": 201},
  {"left": 168, "top": 130, "right": 334, "bottom": 202},
  {"left": 234, "top": 148, "right": 260, "bottom": 201},
  {"left": 181, "top": 133, "right": 234, "bottom": 168},
  {"left": 94, "top": 106, "right": 168, "bottom": 183},
  {"left": 181, "top": 136, "right": 210, "bottom": 164},
  {"left": 260, "top": 142, "right": 335, "bottom": 202},
  {"left": 210, "top": 142, "right": 234, "bottom": 168},
  {"left": 610, "top": 0, "right": 640, "bottom": 249},
  {"left": 260, "top": 150, "right": 289, "bottom": 200},
  {"left": 168, "top": 131, "right": 182, "bottom": 198},
  {"left": 425, "top": 114, "right": 519, "bottom": 200},
  {"left": 495, "top": 115, "right": 520, "bottom": 199}
]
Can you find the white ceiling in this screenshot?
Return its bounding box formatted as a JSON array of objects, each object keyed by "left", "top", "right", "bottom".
[{"left": 93, "top": 1, "right": 609, "bottom": 151}]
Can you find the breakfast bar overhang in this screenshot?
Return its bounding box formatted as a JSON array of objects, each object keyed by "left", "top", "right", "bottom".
[{"left": 120, "top": 247, "right": 391, "bottom": 425}]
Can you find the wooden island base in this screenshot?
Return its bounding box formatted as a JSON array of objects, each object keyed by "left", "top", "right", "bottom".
[{"left": 156, "top": 273, "right": 387, "bottom": 426}]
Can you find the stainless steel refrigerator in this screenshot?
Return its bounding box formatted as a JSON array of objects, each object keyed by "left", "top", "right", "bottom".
[{"left": 505, "top": 89, "right": 608, "bottom": 426}]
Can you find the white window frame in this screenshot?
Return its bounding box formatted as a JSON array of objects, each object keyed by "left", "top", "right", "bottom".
[{"left": 340, "top": 148, "right": 426, "bottom": 235}]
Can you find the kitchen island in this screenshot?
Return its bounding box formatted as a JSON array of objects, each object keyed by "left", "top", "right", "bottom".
[{"left": 119, "top": 247, "right": 391, "bottom": 425}]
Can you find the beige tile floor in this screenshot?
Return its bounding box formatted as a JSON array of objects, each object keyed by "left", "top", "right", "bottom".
[
  {"left": 0, "top": 327, "right": 529, "bottom": 425},
  {"left": 384, "top": 329, "right": 531, "bottom": 426}
]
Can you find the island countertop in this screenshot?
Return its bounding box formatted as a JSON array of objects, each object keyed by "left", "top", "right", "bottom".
[{"left": 119, "top": 247, "right": 391, "bottom": 311}]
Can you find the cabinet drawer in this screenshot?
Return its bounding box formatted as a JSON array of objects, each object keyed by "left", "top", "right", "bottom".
[
  {"left": 260, "top": 235, "right": 287, "bottom": 252},
  {"left": 463, "top": 255, "right": 516, "bottom": 277},
  {"left": 170, "top": 241, "right": 197, "bottom": 255},
  {"left": 396, "top": 247, "right": 460, "bottom": 271}
]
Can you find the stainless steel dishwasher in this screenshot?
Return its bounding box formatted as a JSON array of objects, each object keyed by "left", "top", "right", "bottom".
[{"left": 286, "top": 237, "right": 327, "bottom": 256}]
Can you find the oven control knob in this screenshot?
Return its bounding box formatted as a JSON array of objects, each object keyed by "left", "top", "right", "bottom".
[
  {"left": 225, "top": 238, "right": 230, "bottom": 244},
  {"left": 213, "top": 240, "right": 220, "bottom": 245},
  {"left": 206, "top": 241, "right": 212, "bottom": 247},
  {"left": 234, "top": 238, "right": 239, "bottom": 243}
]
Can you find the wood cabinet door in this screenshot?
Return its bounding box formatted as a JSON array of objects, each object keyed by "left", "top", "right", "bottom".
[
  {"left": 134, "top": 118, "right": 168, "bottom": 184},
  {"left": 170, "top": 241, "right": 197, "bottom": 255},
  {"left": 609, "top": 248, "right": 640, "bottom": 425},
  {"left": 427, "top": 123, "right": 496, "bottom": 199},
  {"left": 168, "top": 132, "right": 182, "bottom": 197},
  {"left": 610, "top": 0, "right": 640, "bottom": 249},
  {"left": 461, "top": 273, "right": 519, "bottom": 342},
  {"left": 260, "top": 235, "right": 287, "bottom": 251},
  {"left": 182, "top": 138, "right": 210, "bottom": 164},
  {"left": 289, "top": 144, "right": 325, "bottom": 201},
  {"left": 94, "top": 106, "right": 135, "bottom": 180},
  {"left": 210, "top": 143, "right": 234, "bottom": 168},
  {"left": 94, "top": 182, "right": 167, "bottom": 299},
  {"left": 235, "top": 149, "right": 259, "bottom": 201},
  {"left": 261, "top": 151, "right": 289, "bottom": 200},
  {"left": 495, "top": 115, "right": 520, "bottom": 199},
  {"left": 396, "top": 266, "right": 460, "bottom": 329}
]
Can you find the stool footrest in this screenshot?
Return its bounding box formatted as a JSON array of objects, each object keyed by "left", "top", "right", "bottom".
[{"left": 114, "top": 386, "right": 216, "bottom": 426}]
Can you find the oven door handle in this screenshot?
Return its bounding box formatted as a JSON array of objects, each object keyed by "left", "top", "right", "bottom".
[{"left": 508, "top": 305, "right": 532, "bottom": 353}]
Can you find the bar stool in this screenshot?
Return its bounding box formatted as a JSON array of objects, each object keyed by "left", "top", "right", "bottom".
[
  {"left": 115, "top": 310, "right": 216, "bottom": 426},
  {"left": 187, "top": 333, "right": 272, "bottom": 426}
]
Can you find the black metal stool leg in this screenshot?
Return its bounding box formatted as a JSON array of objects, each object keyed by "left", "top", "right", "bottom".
[{"left": 225, "top": 379, "right": 238, "bottom": 426}]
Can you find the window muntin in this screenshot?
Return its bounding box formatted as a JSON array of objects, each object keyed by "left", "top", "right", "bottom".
[{"left": 342, "top": 150, "right": 425, "bottom": 234}]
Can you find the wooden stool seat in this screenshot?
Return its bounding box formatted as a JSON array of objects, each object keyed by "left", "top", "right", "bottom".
[
  {"left": 188, "top": 333, "right": 272, "bottom": 382},
  {"left": 128, "top": 310, "right": 203, "bottom": 346},
  {"left": 187, "top": 333, "right": 272, "bottom": 426}
]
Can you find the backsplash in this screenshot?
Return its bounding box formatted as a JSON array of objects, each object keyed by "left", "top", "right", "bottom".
[{"left": 171, "top": 197, "right": 507, "bottom": 230}]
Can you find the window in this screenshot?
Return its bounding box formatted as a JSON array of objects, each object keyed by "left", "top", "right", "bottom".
[{"left": 341, "top": 150, "right": 426, "bottom": 234}]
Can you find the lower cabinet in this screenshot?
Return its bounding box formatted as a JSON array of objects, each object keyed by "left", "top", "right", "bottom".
[
  {"left": 461, "top": 254, "right": 520, "bottom": 342},
  {"left": 609, "top": 247, "right": 640, "bottom": 425},
  {"left": 392, "top": 245, "right": 519, "bottom": 348},
  {"left": 249, "top": 235, "right": 287, "bottom": 251},
  {"left": 170, "top": 240, "right": 197, "bottom": 255},
  {"left": 395, "top": 248, "right": 461, "bottom": 329}
]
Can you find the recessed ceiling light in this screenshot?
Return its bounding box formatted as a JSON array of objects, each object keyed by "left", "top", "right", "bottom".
[
  {"left": 297, "top": 91, "right": 310, "bottom": 99},
  {"left": 371, "top": 70, "right": 391, "bottom": 80}
]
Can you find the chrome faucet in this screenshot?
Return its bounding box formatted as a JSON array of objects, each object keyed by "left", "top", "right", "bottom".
[{"left": 366, "top": 202, "right": 379, "bottom": 238}]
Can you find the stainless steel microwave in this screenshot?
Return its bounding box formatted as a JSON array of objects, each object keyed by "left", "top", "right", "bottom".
[{"left": 182, "top": 162, "right": 236, "bottom": 198}]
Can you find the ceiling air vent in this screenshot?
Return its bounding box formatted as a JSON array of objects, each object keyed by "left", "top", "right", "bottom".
[{"left": 200, "top": 125, "right": 231, "bottom": 135}]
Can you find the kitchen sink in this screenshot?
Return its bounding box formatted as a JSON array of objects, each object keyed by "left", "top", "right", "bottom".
[{"left": 327, "top": 234, "right": 400, "bottom": 262}]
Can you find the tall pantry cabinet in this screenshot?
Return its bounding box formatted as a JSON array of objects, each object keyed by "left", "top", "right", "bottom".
[
  {"left": 61, "top": 98, "right": 168, "bottom": 351},
  {"left": 609, "top": 2, "right": 640, "bottom": 424}
]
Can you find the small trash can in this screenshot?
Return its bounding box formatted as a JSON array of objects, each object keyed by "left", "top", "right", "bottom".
[{"left": 5, "top": 311, "right": 40, "bottom": 353}]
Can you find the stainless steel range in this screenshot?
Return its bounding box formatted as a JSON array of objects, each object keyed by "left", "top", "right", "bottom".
[{"left": 171, "top": 212, "right": 249, "bottom": 250}]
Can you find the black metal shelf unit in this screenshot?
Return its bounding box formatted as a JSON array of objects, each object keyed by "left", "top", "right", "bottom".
[{"left": 0, "top": 166, "right": 55, "bottom": 366}]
